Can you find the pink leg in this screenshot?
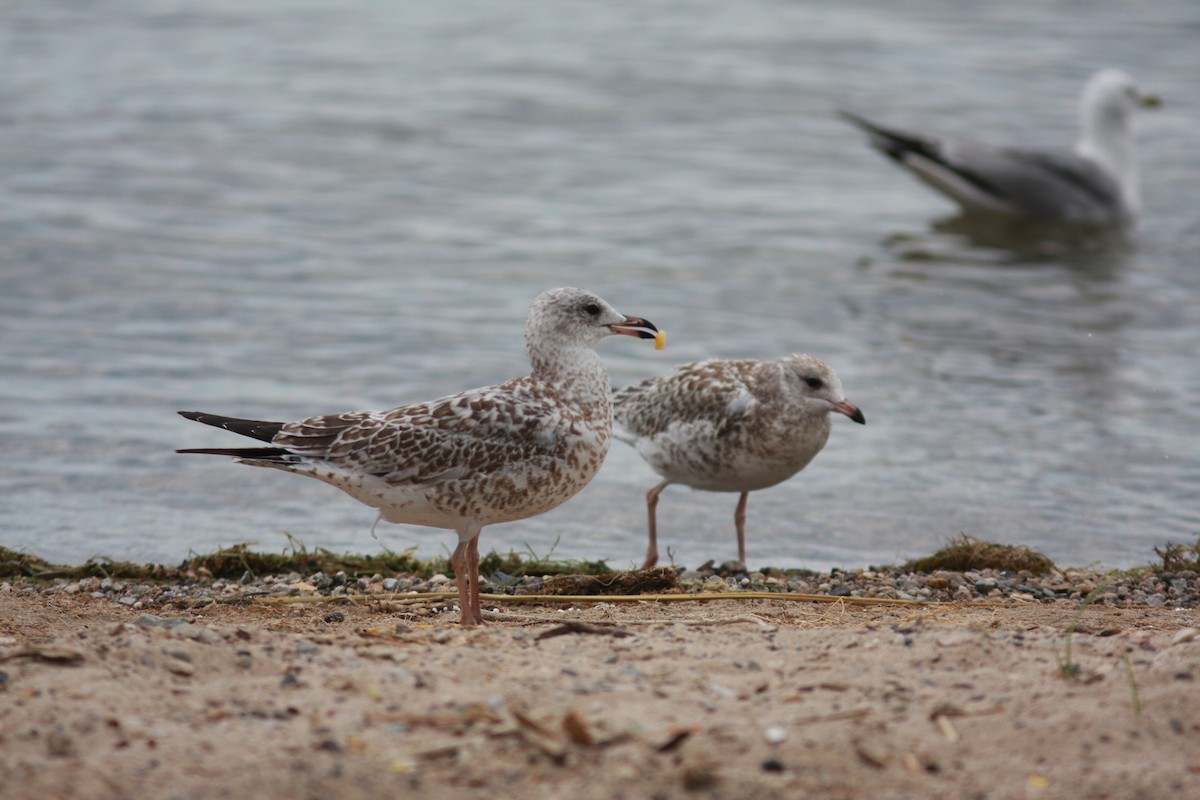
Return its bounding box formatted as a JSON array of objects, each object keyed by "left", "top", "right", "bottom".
[
  {"left": 450, "top": 539, "right": 474, "bottom": 626},
  {"left": 643, "top": 481, "right": 669, "bottom": 569},
  {"left": 734, "top": 492, "right": 749, "bottom": 567},
  {"left": 467, "top": 534, "right": 484, "bottom": 625},
  {"left": 451, "top": 523, "right": 483, "bottom": 626}
]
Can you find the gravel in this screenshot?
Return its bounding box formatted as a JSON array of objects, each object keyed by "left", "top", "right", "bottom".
[{"left": 1, "top": 562, "right": 1196, "bottom": 612}]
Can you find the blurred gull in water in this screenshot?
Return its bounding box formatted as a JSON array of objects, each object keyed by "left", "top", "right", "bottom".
[{"left": 840, "top": 69, "right": 1161, "bottom": 227}]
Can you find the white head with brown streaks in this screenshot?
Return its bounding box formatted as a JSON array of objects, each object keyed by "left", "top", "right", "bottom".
[
  {"left": 772, "top": 353, "right": 866, "bottom": 425},
  {"left": 525, "top": 287, "right": 659, "bottom": 407}
]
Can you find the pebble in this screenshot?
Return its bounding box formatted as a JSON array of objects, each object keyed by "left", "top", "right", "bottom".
[
  {"left": 165, "top": 660, "right": 195, "bottom": 677},
  {"left": 133, "top": 614, "right": 186, "bottom": 629},
  {"left": 1171, "top": 628, "right": 1198, "bottom": 645}
]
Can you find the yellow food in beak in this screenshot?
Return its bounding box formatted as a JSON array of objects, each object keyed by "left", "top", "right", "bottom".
[{"left": 654, "top": 330, "right": 667, "bottom": 350}]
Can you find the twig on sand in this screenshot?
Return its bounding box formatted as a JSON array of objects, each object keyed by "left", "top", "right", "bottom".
[
  {"left": 254, "top": 589, "right": 927, "bottom": 608},
  {"left": 534, "top": 621, "right": 634, "bottom": 641}
]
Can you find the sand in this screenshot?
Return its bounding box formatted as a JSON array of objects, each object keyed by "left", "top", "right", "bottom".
[{"left": 1, "top": 589, "right": 1198, "bottom": 800}]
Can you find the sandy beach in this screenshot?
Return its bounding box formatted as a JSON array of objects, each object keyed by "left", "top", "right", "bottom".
[{"left": 2, "top": 578, "right": 1198, "bottom": 800}]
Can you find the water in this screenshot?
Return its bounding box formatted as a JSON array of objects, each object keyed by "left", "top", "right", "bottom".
[{"left": 2, "top": 0, "right": 1198, "bottom": 572}]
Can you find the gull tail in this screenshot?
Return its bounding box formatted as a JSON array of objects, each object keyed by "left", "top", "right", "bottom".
[{"left": 176, "top": 411, "right": 293, "bottom": 461}]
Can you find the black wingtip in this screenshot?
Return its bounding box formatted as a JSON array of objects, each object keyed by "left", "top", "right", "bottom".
[
  {"left": 177, "top": 411, "right": 286, "bottom": 443},
  {"left": 837, "top": 110, "right": 935, "bottom": 165},
  {"left": 175, "top": 446, "right": 292, "bottom": 459}
]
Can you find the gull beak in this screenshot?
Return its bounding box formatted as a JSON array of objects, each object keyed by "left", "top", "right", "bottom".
[
  {"left": 608, "top": 316, "right": 659, "bottom": 341},
  {"left": 1138, "top": 91, "right": 1163, "bottom": 109},
  {"left": 834, "top": 400, "right": 866, "bottom": 425}
]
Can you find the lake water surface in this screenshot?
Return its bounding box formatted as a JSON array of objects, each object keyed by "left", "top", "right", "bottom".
[{"left": 2, "top": 1, "right": 1198, "bottom": 571}]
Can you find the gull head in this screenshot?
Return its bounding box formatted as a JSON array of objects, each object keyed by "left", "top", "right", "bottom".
[
  {"left": 527, "top": 286, "right": 659, "bottom": 355},
  {"left": 1082, "top": 69, "right": 1161, "bottom": 128},
  {"left": 781, "top": 353, "right": 866, "bottom": 424}
]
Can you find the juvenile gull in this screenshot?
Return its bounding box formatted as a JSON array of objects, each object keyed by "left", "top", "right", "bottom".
[
  {"left": 840, "top": 69, "right": 1160, "bottom": 226},
  {"left": 613, "top": 354, "right": 864, "bottom": 569},
  {"left": 177, "top": 287, "right": 659, "bottom": 626}
]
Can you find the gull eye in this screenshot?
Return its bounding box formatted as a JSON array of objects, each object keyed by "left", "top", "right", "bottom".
[
  {"left": 804, "top": 377, "right": 824, "bottom": 389},
  {"left": 584, "top": 303, "right": 601, "bottom": 316}
]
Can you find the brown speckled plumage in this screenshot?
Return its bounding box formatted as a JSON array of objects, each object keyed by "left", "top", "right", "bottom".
[
  {"left": 613, "top": 354, "right": 865, "bottom": 568},
  {"left": 178, "top": 287, "right": 658, "bottom": 625}
]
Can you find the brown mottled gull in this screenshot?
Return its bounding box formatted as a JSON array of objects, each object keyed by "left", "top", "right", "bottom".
[
  {"left": 840, "top": 69, "right": 1161, "bottom": 226},
  {"left": 177, "top": 287, "right": 659, "bottom": 626},
  {"left": 613, "top": 354, "right": 864, "bottom": 569}
]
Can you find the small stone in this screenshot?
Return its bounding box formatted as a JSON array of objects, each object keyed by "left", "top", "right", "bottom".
[
  {"left": 764, "top": 726, "right": 787, "bottom": 744},
  {"left": 295, "top": 642, "right": 319, "bottom": 655},
  {"left": 681, "top": 767, "right": 718, "bottom": 791},
  {"left": 761, "top": 758, "right": 786, "bottom": 772},
  {"left": 381, "top": 578, "right": 399, "bottom": 592},
  {"left": 165, "top": 660, "right": 195, "bottom": 677},
  {"left": 322, "top": 611, "right": 345, "bottom": 623},
  {"left": 489, "top": 571, "right": 520, "bottom": 587},
  {"left": 1171, "top": 628, "right": 1198, "bottom": 645},
  {"left": 46, "top": 727, "right": 75, "bottom": 757}
]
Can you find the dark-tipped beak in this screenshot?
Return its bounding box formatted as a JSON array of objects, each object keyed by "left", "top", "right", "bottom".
[
  {"left": 1139, "top": 91, "right": 1162, "bottom": 109},
  {"left": 608, "top": 315, "right": 659, "bottom": 340},
  {"left": 834, "top": 400, "right": 866, "bottom": 425}
]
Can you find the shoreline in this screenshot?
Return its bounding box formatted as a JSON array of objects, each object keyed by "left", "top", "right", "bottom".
[
  {"left": 3, "top": 534, "right": 1199, "bottom": 612},
  {"left": 3, "top": 539, "right": 1198, "bottom": 799}
]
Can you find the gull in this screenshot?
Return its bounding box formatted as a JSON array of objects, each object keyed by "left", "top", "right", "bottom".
[
  {"left": 613, "top": 353, "right": 864, "bottom": 569},
  {"left": 177, "top": 287, "right": 659, "bottom": 626},
  {"left": 840, "top": 69, "right": 1161, "bottom": 226}
]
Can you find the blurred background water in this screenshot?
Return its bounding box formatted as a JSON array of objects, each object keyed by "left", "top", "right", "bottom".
[{"left": 1, "top": 0, "right": 1197, "bottom": 571}]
